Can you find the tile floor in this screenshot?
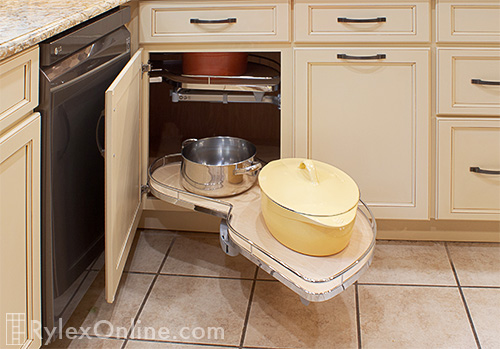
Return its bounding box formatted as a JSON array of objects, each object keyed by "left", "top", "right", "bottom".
[{"left": 43, "top": 230, "right": 500, "bottom": 349}]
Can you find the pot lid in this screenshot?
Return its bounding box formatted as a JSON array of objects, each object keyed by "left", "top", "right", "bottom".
[{"left": 258, "top": 158, "right": 360, "bottom": 217}]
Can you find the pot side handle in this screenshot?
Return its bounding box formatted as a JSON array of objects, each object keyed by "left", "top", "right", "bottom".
[
  {"left": 182, "top": 138, "right": 198, "bottom": 148},
  {"left": 234, "top": 161, "right": 262, "bottom": 175}
]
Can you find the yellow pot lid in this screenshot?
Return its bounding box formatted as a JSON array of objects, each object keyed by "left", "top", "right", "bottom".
[{"left": 258, "top": 158, "right": 360, "bottom": 217}]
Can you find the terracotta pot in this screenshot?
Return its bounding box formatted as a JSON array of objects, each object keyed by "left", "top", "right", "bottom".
[{"left": 182, "top": 52, "right": 248, "bottom": 76}]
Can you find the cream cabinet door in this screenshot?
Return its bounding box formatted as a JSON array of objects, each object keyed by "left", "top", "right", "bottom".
[
  {"left": 295, "top": 48, "right": 429, "bottom": 219},
  {"left": 105, "top": 49, "right": 146, "bottom": 303},
  {"left": 0, "top": 113, "right": 41, "bottom": 349}
]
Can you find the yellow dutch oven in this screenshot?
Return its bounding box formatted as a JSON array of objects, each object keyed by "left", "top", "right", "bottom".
[{"left": 258, "top": 158, "right": 360, "bottom": 256}]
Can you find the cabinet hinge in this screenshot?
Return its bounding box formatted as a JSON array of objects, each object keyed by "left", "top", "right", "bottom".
[
  {"left": 141, "top": 63, "right": 151, "bottom": 74},
  {"left": 141, "top": 185, "right": 150, "bottom": 195}
]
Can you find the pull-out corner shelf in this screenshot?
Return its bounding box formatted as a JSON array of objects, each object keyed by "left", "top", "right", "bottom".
[{"left": 148, "top": 155, "right": 377, "bottom": 303}]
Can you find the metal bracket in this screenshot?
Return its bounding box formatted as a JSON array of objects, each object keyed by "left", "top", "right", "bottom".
[
  {"left": 219, "top": 219, "right": 239, "bottom": 257},
  {"left": 141, "top": 185, "right": 150, "bottom": 196},
  {"left": 141, "top": 63, "right": 151, "bottom": 74}
]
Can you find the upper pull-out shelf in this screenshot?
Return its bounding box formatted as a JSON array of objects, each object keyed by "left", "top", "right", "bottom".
[
  {"left": 149, "top": 55, "right": 281, "bottom": 106},
  {"left": 148, "top": 154, "right": 377, "bottom": 303}
]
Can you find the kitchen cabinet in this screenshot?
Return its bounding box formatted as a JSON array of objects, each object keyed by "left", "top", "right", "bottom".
[
  {"left": 437, "top": 48, "right": 500, "bottom": 116},
  {"left": 436, "top": 118, "right": 500, "bottom": 220},
  {"left": 434, "top": 0, "right": 500, "bottom": 221},
  {"left": 294, "top": 48, "right": 430, "bottom": 219},
  {"left": 0, "top": 47, "right": 41, "bottom": 349},
  {"left": 0, "top": 47, "right": 38, "bottom": 133},
  {"left": 104, "top": 46, "right": 377, "bottom": 304},
  {"left": 103, "top": 0, "right": 380, "bottom": 304},
  {"left": 0, "top": 113, "right": 41, "bottom": 349},
  {"left": 139, "top": 0, "right": 290, "bottom": 43},
  {"left": 436, "top": 0, "right": 500, "bottom": 43},
  {"left": 294, "top": 0, "right": 430, "bottom": 43}
]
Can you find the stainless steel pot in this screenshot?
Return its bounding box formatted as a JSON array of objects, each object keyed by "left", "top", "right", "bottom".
[{"left": 180, "top": 136, "right": 262, "bottom": 197}]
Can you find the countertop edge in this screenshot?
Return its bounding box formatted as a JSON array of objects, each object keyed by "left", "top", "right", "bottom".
[{"left": 0, "top": 0, "right": 131, "bottom": 61}]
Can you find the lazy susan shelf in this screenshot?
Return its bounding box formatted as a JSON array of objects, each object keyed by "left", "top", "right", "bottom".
[{"left": 148, "top": 154, "right": 377, "bottom": 302}]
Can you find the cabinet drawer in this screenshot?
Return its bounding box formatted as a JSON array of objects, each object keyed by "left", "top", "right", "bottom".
[
  {"left": 437, "top": 49, "right": 500, "bottom": 116},
  {"left": 437, "top": 118, "right": 500, "bottom": 220},
  {"left": 437, "top": 0, "right": 500, "bottom": 43},
  {"left": 294, "top": 0, "right": 430, "bottom": 43},
  {"left": 0, "top": 47, "right": 39, "bottom": 133},
  {"left": 140, "top": 1, "right": 290, "bottom": 43}
]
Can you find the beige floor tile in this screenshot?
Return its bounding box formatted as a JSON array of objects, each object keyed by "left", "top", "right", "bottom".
[
  {"left": 133, "top": 275, "right": 251, "bottom": 346},
  {"left": 358, "top": 241, "right": 456, "bottom": 286},
  {"left": 126, "top": 339, "right": 236, "bottom": 348},
  {"left": 447, "top": 242, "right": 500, "bottom": 287},
  {"left": 65, "top": 271, "right": 154, "bottom": 338},
  {"left": 463, "top": 288, "right": 500, "bottom": 349},
  {"left": 43, "top": 336, "right": 124, "bottom": 348},
  {"left": 244, "top": 281, "right": 358, "bottom": 348},
  {"left": 125, "top": 230, "right": 175, "bottom": 273},
  {"left": 358, "top": 285, "right": 476, "bottom": 348},
  {"left": 161, "top": 233, "right": 256, "bottom": 278}
]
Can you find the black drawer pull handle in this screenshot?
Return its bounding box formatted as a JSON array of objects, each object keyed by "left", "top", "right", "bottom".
[
  {"left": 338, "top": 16, "right": 387, "bottom": 23},
  {"left": 471, "top": 79, "right": 500, "bottom": 86},
  {"left": 470, "top": 167, "right": 500, "bottom": 175},
  {"left": 337, "top": 53, "right": 387, "bottom": 60},
  {"left": 190, "top": 18, "right": 237, "bottom": 24}
]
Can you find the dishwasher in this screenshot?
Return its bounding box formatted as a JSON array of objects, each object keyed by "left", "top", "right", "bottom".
[{"left": 37, "top": 7, "right": 131, "bottom": 336}]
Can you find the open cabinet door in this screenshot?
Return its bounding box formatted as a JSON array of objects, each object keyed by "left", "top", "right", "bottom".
[{"left": 105, "top": 49, "right": 144, "bottom": 303}]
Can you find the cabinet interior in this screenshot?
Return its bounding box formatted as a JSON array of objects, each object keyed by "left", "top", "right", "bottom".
[{"left": 148, "top": 52, "right": 281, "bottom": 166}]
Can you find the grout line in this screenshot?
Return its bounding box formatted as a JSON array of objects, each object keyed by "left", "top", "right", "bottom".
[
  {"left": 444, "top": 242, "right": 482, "bottom": 349},
  {"left": 238, "top": 266, "right": 259, "bottom": 349},
  {"left": 124, "top": 337, "right": 238, "bottom": 347},
  {"left": 356, "top": 282, "right": 458, "bottom": 288},
  {"left": 120, "top": 236, "right": 178, "bottom": 349},
  {"left": 461, "top": 285, "right": 500, "bottom": 290},
  {"left": 254, "top": 278, "right": 279, "bottom": 282},
  {"left": 355, "top": 282, "right": 362, "bottom": 349},
  {"left": 125, "top": 270, "right": 256, "bottom": 281},
  {"left": 87, "top": 334, "right": 127, "bottom": 341},
  {"left": 159, "top": 272, "right": 256, "bottom": 281}
]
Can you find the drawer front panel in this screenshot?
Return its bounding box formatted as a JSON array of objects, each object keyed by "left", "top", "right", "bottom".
[
  {"left": 294, "top": 1, "right": 430, "bottom": 42},
  {"left": 437, "top": 119, "right": 500, "bottom": 220},
  {"left": 437, "top": 1, "right": 500, "bottom": 43},
  {"left": 437, "top": 49, "right": 500, "bottom": 116},
  {"left": 140, "top": 1, "right": 289, "bottom": 43},
  {"left": 0, "top": 47, "right": 39, "bottom": 133}
]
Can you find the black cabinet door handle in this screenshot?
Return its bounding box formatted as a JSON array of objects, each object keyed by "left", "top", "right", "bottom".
[
  {"left": 338, "top": 16, "right": 387, "bottom": 23},
  {"left": 190, "top": 18, "right": 237, "bottom": 24},
  {"left": 471, "top": 79, "right": 500, "bottom": 86},
  {"left": 470, "top": 167, "right": 500, "bottom": 175},
  {"left": 337, "top": 53, "right": 387, "bottom": 60}
]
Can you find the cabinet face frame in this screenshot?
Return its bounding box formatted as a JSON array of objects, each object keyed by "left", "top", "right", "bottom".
[
  {"left": 0, "top": 113, "right": 41, "bottom": 349},
  {"left": 436, "top": 118, "right": 500, "bottom": 220},
  {"left": 294, "top": 47, "right": 430, "bottom": 219}
]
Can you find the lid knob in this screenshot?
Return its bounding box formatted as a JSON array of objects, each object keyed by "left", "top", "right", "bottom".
[{"left": 299, "top": 160, "right": 319, "bottom": 186}]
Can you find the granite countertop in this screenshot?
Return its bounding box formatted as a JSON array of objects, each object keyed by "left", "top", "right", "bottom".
[{"left": 0, "top": 0, "right": 131, "bottom": 61}]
